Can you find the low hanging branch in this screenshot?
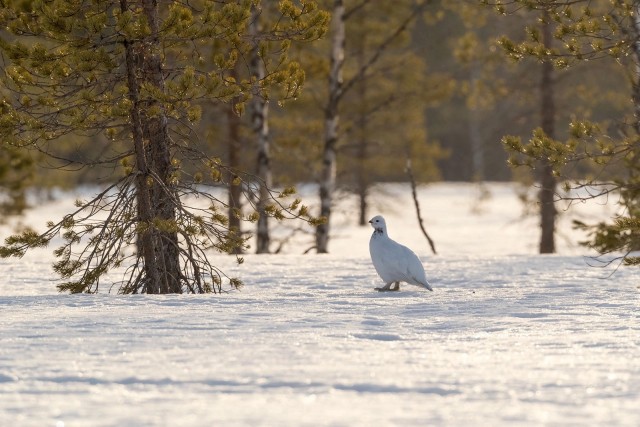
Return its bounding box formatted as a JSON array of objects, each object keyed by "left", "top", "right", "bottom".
[{"left": 405, "top": 158, "right": 437, "bottom": 255}]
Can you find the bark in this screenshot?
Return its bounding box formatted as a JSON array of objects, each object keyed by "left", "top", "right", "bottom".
[
  {"left": 122, "top": 15, "right": 159, "bottom": 292},
  {"left": 227, "top": 94, "right": 243, "bottom": 255},
  {"left": 357, "top": 170, "right": 368, "bottom": 226},
  {"left": 316, "top": 0, "right": 345, "bottom": 253},
  {"left": 316, "top": 1, "right": 424, "bottom": 247},
  {"left": 141, "top": 0, "right": 181, "bottom": 292},
  {"left": 539, "top": 14, "right": 557, "bottom": 254},
  {"left": 355, "top": 55, "right": 368, "bottom": 227},
  {"left": 250, "top": 5, "right": 272, "bottom": 254},
  {"left": 469, "top": 63, "right": 484, "bottom": 181},
  {"left": 121, "top": 0, "right": 181, "bottom": 293},
  {"left": 632, "top": 2, "right": 640, "bottom": 135}
]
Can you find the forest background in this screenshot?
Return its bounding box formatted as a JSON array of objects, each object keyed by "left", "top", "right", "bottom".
[{"left": 0, "top": 0, "right": 636, "bottom": 292}]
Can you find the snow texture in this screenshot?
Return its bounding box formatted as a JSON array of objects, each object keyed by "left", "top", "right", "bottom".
[{"left": 1, "top": 183, "right": 639, "bottom": 426}]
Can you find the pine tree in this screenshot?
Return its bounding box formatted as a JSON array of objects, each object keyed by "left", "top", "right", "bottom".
[
  {"left": 538, "top": 11, "right": 557, "bottom": 254},
  {"left": 0, "top": 144, "right": 32, "bottom": 217},
  {"left": 442, "top": 1, "right": 624, "bottom": 254},
  {"left": 343, "top": 2, "right": 450, "bottom": 226},
  {"left": 0, "top": 0, "right": 328, "bottom": 293},
  {"left": 0, "top": 37, "right": 34, "bottom": 216},
  {"left": 493, "top": 0, "right": 640, "bottom": 264}
]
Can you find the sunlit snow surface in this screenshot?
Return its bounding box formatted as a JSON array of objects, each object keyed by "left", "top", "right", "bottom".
[{"left": 1, "top": 183, "right": 639, "bottom": 426}]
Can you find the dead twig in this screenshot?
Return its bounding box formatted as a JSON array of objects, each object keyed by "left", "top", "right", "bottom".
[{"left": 406, "top": 158, "right": 437, "bottom": 255}]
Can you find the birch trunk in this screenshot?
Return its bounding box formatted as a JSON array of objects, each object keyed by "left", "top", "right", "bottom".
[
  {"left": 539, "top": 14, "right": 556, "bottom": 254},
  {"left": 250, "top": 5, "right": 272, "bottom": 254},
  {"left": 316, "top": 0, "right": 345, "bottom": 253}
]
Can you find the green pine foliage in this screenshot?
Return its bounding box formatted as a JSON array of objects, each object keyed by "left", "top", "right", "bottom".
[
  {"left": 0, "top": 143, "right": 32, "bottom": 217},
  {"left": 489, "top": 0, "right": 640, "bottom": 263},
  {"left": 0, "top": 0, "right": 328, "bottom": 293}
]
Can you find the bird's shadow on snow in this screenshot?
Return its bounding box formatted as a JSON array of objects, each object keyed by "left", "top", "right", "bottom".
[{"left": 362, "top": 289, "right": 434, "bottom": 299}]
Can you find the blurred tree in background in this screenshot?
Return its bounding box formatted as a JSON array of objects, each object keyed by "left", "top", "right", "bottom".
[
  {"left": 0, "top": 143, "right": 32, "bottom": 217},
  {"left": 269, "top": 0, "right": 449, "bottom": 253},
  {"left": 496, "top": 0, "right": 640, "bottom": 264},
  {"left": 342, "top": 1, "right": 450, "bottom": 226},
  {"left": 432, "top": 0, "right": 625, "bottom": 254}
]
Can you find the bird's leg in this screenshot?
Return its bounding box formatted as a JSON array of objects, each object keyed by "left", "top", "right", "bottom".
[
  {"left": 375, "top": 282, "right": 394, "bottom": 292},
  {"left": 391, "top": 282, "right": 400, "bottom": 291}
]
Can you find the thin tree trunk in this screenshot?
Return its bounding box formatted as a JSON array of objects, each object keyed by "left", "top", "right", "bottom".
[
  {"left": 539, "top": 13, "right": 556, "bottom": 254},
  {"left": 469, "top": 63, "right": 484, "bottom": 181},
  {"left": 316, "top": 0, "right": 345, "bottom": 253},
  {"left": 355, "top": 65, "right": 368, "bottom": 227},
  {"left": 354, "top": 19, "right": 369, "bottom": 227},
  {"left": 227, "top": 90, "right": 243, "bottom": 255},
  {"left": 357, "top": 174, "right": 368, "bottom": 226},
  {"left": 251, "top": 4, "right": 272, "bottom": 254}
]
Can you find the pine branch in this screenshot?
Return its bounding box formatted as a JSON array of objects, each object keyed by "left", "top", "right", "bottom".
[
  {"left": 339, "top": 1, "right": 428, "bottom": 101},
  {"left": 344, "top": 0, "right": 374, "bottom": 20}
]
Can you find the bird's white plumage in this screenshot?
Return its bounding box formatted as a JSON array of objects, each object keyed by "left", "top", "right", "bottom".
[{"left": 368, "top": 215, "right": 433, "bottom": 291}]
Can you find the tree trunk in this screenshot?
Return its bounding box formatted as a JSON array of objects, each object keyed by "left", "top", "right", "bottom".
[
  {"left": 355, "top": 57, "right": 368, "bottom": 227},
  {"left": 122, "top": 0, "right": 181, "bottom": 294},
  {"left": 227, "top": 93, "right": 243, "bottom": 255},
  {"left": 469, "top": 63, "right": 484, "bottom": 181},
  {"left": 143, "top": 0, "right": 181, "bottom": 293},
  {"left": 539, "top": 14, "right": 556, "bottom": 254},
  {"left": 316, "top": 0, "right": 345, "bottom": 253},
  {"left": 251, "top": 4, "right": 272, "bottom": 254},
  {"left": 357, "top": 176, "right": 368, "bottom": 226},
  {"left": 632, "top": 3, "right": 640, "bottom": 135}
]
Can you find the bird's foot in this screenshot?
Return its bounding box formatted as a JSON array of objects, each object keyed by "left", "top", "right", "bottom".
[{"left": 374, "top": 287, "right": 400, "bottom": 292}]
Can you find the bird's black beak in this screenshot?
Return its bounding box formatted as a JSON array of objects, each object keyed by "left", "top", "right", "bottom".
[{"left": 368, "top": 220, "right": 372, "bottom": 224}]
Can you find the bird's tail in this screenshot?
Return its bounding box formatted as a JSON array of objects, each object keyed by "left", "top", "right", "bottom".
[{"left": 422, "top": 280, "right": 433, "bottom": 292}]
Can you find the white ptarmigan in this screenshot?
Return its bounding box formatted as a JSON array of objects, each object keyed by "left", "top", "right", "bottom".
[{"left": 368, "top": 215, "right": 433, "bottom": 292}]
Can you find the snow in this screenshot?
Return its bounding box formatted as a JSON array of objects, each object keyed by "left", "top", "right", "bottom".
[{"left": 1, "top": 183, "right": 639, "bottom": 426}]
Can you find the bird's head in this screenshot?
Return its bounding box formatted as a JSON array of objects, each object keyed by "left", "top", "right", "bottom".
[{"left": 368, "top": 215, "right": 386, "bottom": 233}]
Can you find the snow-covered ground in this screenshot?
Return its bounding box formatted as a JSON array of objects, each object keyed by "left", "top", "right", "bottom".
[{"left": 1, "top": 183, "right": 639, "bottom": 426}]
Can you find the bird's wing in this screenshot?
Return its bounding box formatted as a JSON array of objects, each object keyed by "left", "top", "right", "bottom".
[{"left": 396, "top": 244, "right": 433, "bottom": 291}]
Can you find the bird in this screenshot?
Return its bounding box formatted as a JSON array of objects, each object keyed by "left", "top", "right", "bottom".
[{"left": 368, "top": 215, "right": 433, "bottom": 292}]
